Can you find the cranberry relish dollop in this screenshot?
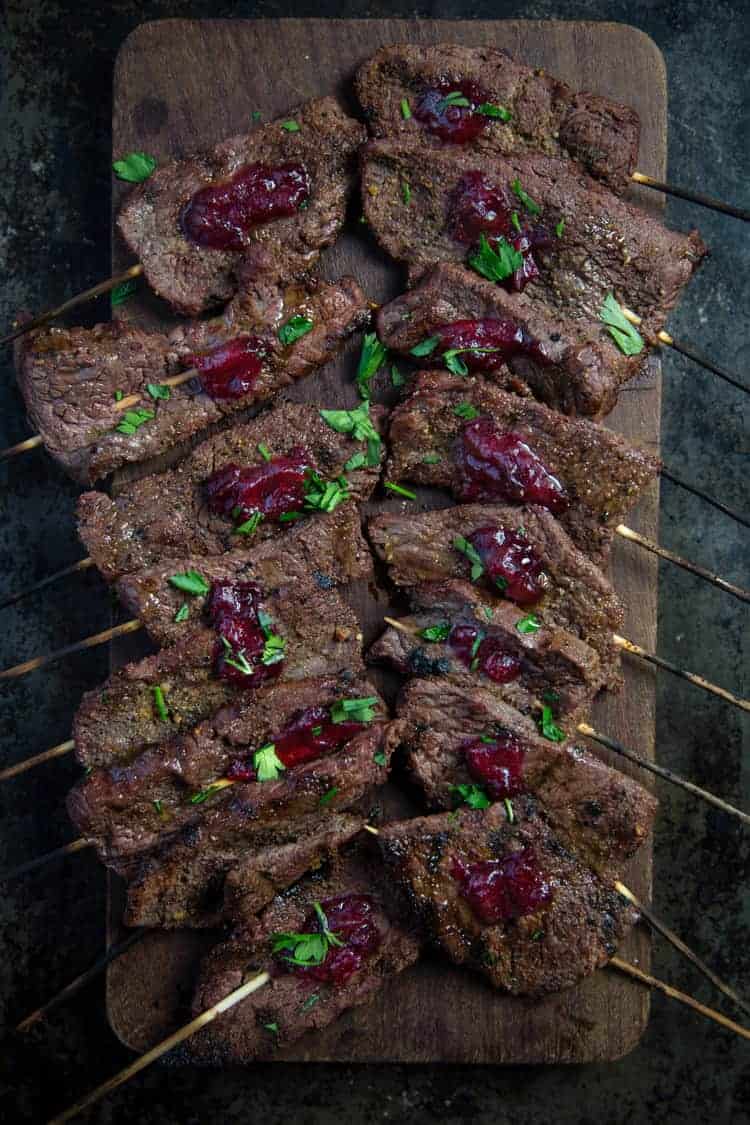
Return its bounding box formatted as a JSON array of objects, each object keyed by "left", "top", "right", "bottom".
[
  {"left": 448, "top": 623, "right": 522, "bottom": 685},
  {"left": 206, "top": 581, "right": 285, "bottom": 688},
  {"left": 462, "top": 732, "right": 527, "bottom": 798},
  {"left": 225, "top": 705, "right": 368, "bottom": 782},
  {"left": 456, "top": 419, "right": 570, "bottom": 515},
  {"left": 466, "top": 525, "right": 547, "bottom": 605},
  {"left": 184, "top": 336, "right": 267, "bottom": 400},
  {"left": 180, "top": 161, "right": 311, "bottom": 251},
  {"left": 413, "top": 79, "right": 492, "bottom": 144},
  {"left": 451, "top": 848, "right": 551, "bottom": 924},
  {"left": 205, "top": 448, "right": 311, "bottom": 524},
  {"left": 274, "top": 894, "right": 382, "bottom": 985},
  {"left": 427, "top": 317, "right": 551, "bottom": 374}
]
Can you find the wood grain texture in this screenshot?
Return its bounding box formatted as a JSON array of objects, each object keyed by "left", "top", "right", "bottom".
[{"left": 107, "top": 18, "right": 665, "bottom": 1063}]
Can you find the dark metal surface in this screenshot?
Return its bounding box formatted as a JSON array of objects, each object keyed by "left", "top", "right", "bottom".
[{"left": 0, "top": 3, "right": 747, "bottom": 1122}]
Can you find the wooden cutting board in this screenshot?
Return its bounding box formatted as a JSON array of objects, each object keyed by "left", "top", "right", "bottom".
[{"left": 106, "top": 18, "right": 664, "bottom": 1063}]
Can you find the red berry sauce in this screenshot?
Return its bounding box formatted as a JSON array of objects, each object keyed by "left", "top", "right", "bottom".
[
  {"left": 180, "top": 162, "right": 311, "bottom": 251},
  {"left": 205, "top": 448, "right": 310, "bottom": 524},
  {"left": 448, "top": 623, "right": 522, "bottom": 684},
  {"left": 431, "top": 318, "right": 551, "bottom": 374},
  {"left": 185, "top": 335, "right": 266, "bottom": 400},
  {"left": 279, "top": 894, "right": 382, "bottom": 985},
  {"left": 456, "top": 420, "right": 569, "bottom": 515},
  {"left": 462, "top": 733, "right": 527, "bottom": 798},
  {"left": 466, "top": 525, "right": 546, "bottom": 604},
  {"left": 225, "top": 705, "right": 366, "bottom": 781},
  {"left": 451, "top": 848, "right": 551, "bottom": 923},
  {"left": 206, "top": 580, "right": 283, "bottom": 688},
  {"left": 414, "top": 80, "right": 490, "bottom": 144}
]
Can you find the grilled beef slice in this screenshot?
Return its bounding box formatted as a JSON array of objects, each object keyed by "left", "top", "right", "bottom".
[
  {"left": 188, "top": 846, "right": 421, "bottom": 1063},
  {"left": 117, "top": 503, "right": 372, "bottom": 648},
  {"left": 368, "top": 502, "right": 623, "bottom": 688},
  {"left": 388, "top": 678, "right": 656, "bottom": 873},
  {"left": 361, "top": 142, "right": 706, "bottom": 341},
  {"left": 117, "top": 97, "right": 366, "bottom": 316},
  {"left": 69, "top": 675, "right": 386, "bottom": 864},
  {"left": 16, "top": 270, "right": 368, "bottom": 484},
  {"left": 77, "top": 400, "right": 384, "bottom": 581},
  {"left": 368, "top": 580, "right": 604, "bottom": 730},
  {"left": 73, "top": 579, "right": 363, "bottom": 768},
  {"left": 387, "top": 372, "right": 659, "bottom": 562},
  {"left": 377, "top": 263, "right": 630, "bottom": 417},
  {"left": 356, "top": 43, "right": 640, "bottom": 191},
  {"left": 378, "top": 801, "right": 639, "bottom": 995}
]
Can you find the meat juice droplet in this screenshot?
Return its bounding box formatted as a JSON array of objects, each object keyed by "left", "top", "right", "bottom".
[
  {"left": 432, "top": 318, "right": 552, "bottom": 373},
  {"left": 185, "top": 335, "right": 265, "bottom": 400},
  {"left": 451, "top": 849, "right": 551, "bottom": 923},
  {"left": 225, "top": 705, "right": 366, "bottom": 781},
  {"left": 180, "top": 161, "right": 311, "bottom": 251},
  {"left": 448, "top": 623, "right": 522, "bottom": 684},
  {"left": 206, "top": 580, "right": 283, "bottom": 688},
  {"left": 467, "top": 525, "right": 546, "bottom": 604},
  {"left": 280, "top": 894, "right": 381, "bottom": 985},
  {"left": 205, "top": 448, "right": 310, "bottom": 523},
  {"left": 456, "top": 420, "right": 569, "bottom": 514},
  {"left": 413, "top": 80, "right": 490, "bottom": 144},
  {"left": 462, "top": 733, "right": 527, "bottom": 798}
]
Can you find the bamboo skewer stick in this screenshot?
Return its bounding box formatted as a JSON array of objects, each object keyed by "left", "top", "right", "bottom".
[
  {"left": 47, "top": 970, "right": 272, "bottom": 1125},
  {"left": 614, "top": 882, "right": 750, "bottom": 1018},
  {"left": 615, "top": 524, "right": 750, "bottom": 603},
  {"left": 0, "top": 265, "right": 144, "bottom": 348},
  {"left": 0, "top": 558, "right": 96, "bottom": 612},
  {"left": 0, "top": 837, "right": 92, "bottom": 882},
  {"left": 630, "top": 171, "right": 750, "bottom": 222},
  {"left": 611, "top": 635, "right": 750, "bottom": 712},
  {"left": 621, "top": 305, "right": 749, "bottom": 394},
  {"left": 0, "top": 739, "right": 75, "bottom": 782},
  {"left": 0, "top": 619, "right": 143, "bottom": 681},
  {"left": 608, "top": 957, "right": 750, "bottom": 1040},
  {"left": 16, "top": 929, "right": 146, "bottom": 1033}
]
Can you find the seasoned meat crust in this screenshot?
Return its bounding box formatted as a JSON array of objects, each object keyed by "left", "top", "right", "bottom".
[
  {"left": 356, "top": 43, "right": 641, "bottom": 191},
  {"left": 15, "top": 268, "right": 368, "bottom": 484},
  {"left": 118, "top": 97, "right": 366, "bottom": 316},
  {"left": 187, "top": 846, "right": 421, "bottom": 1063},
  {"left": 368, "top": 502, "right": 623, "bottom": 688},
  {"left": 368, "top": 579, "right": 605, "bottom": 732},
  {"left": 386, "top": 372, "right": 660, "bottom": 563},
  {"left": 73, "top": 579, "right": 364, "bottom": 768},
  {"left": 377, "top": 263, "right": 630, "bottom": 418},
  {"left": 378, "top": 801, "right": 640, "bottom": 995},
  {"left": 388, "top": 678, "right": 656, "bottom": 873},
  {"left": 361, "top": 141, "right": 707, "bottom": 344},
  {"left": 77, "top": 400, "right": 384, "bottom": 581},
  {"left": 69, "top": 675, "right": 386, "bottom": 866}
]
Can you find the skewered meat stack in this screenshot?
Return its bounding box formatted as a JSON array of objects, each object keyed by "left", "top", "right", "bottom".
[{"left": 6, "top": 45, "right": 748, "bottom": 1112}]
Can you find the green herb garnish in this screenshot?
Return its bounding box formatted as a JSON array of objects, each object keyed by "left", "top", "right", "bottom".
[
  {"left": 153, "top": 799, "right": 165, "bottom": 818},
  {"left": 384, "top": 481, "right": 416, "bottom": 500},
  {"left": 510, "top": 177, "right": 541, "bottom": 215},
  {"left": 469, "top": 630, "right": 485, "bottom": 671},
  {"left": 174, "top": 603, "right": 189, "bottom": 624},
  {"left": 319, "top": 787, "right": 339, "bottom": 806},
  {"left": 409, "top": 335, "right": 440, "bottom": 358},
  {"left": 453, "top": 535, "right": 484, "bottom": 581},
  {"left": 443, "top": 350, "right": 469, "bottom": 377},
  {"left": 281, "top": 120, "right": 300, "bottom": 132},
  {"left": 436, "top": 91, "right": 471, "bottom": 111},
  {"left": 373, "top": 750, "right": 387, "bottom": 767},
  {"left": 418, "top": 621, "right": 451, "bottom": 643},
  {"left": 304, "top": 471, "right": 350, "bottom": 513},
  {"left": 115, "top": 408, "right": 154, "bottom": 435},
  {"left": 272, "top": 901, "right": 343, "bottom": 967},
  {"left": 152, "top": 685, "right": 169, "bottom": 722},
  {"left": 261, "top": 628, "right": 286, "bottom": 667},
  {"left": 510, "top": 211, "right": 522, "bottom": 233},
  {"left": 168, "top": 570, "right": 210, "bottom": 597},
  {"left": 599, "top": 293, "right": 645, "bottom": 357},
  {"left": 451, "top": 783, "right": 491, "bottom": 810},
  {"left": 391, "top": 365, "right": 405, "bottom": 388},
  {"left": 111, "top": 279, "right": 138, "bottom": 307},
  {"left": 300, "top": 994, "right": 320, "bottom": 1012},
  {"left": 234, "top": 511, "right": 264, "bottom": 537},
  {"left": 516, "top": 614, "right": 541, "bottom": 635},
  {"left": 220, "top": 635, "right": 254, "bottom": 677},
  {"left": 400, "top": 98, "right": 412, "bottom": 120},
  {"left": 278, "top": 315, "right": 314, "bottom": 346},
  {"left": 476, "top": 102, "right": 511, "bottom": 121},
  {"left": 468, "top": 233, "right": 523, "bottom": 284},
  {"left": 539, "top": 705, "right": 565, "bottom": 743},
  {"left": 320, "top": 401, "right": 381, "bottom": 466},
  {"left": 112, "top": 152, "right": 156, "bottom": 183},
  {"left": 330, "top": 696, "right": 378, "bottom": 724},
  {"left": 555, "top": 218, "right": 565, "bottom": 238},
  {"left": 504, "top": 797, "right": 515, "bottom": 823},
  {"left": 114, "top": 390, "right": 124, "bottom": 402},
  {"left": 401, "top": 180, "right": 411, "bottom": 205},
  {"left": 422, "top": 453, "right": 441, "bottom": 464},
  {"left": 264, "top": 1022, "right": 280, "bottom": 1034},
  {"left": 251, "top": 110, "right": 262, "bottom": 121},
  {"left": 146, "top": 383, "right": 171, "bottom": 401},
  {"left": 355, "top": 333, "right": 388, "bottom": 399},
  {"left": 257, "top": 442, "right": 272, "bottom": 462},
  {"left": 453, "top": 402, "right": 481, "bottom": 420},
  {"left": 190, "top": 782, "right": 229, "bottom": 805},
  {"left": 343, "top": 451, "right": 366, "bottom": 472},
  {"left": 253, "top": 743, "right": 286, "bottom": 782}
]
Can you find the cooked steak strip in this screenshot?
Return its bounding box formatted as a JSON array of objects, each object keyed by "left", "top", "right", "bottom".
[
  {"left": 16, "top": 268, "right": 368, "bottom": 484},
  {"left": 117, "top": 503, "right": 372, "bottom": 648},
  {"left": 73, "top": 579, "right": 363, "bottom": 768},
  {"left": 356, "top": 43, "right": 640, "bottom": 191},
  {"left": 118, "top": 97, "right": 366, "bottom": 316},
  {"left": 377, "top": 262, "right": 629, "bottom": 417},
  {"left": 78, "top": 400, "right": 384, "bottom": 581},
  {"left": 188, "top": 844, "right": 421, "bottom": 1063},
  {"left": 378, "top": 801, "right": 639, "bottom": 996},
  {"left": 388, "top": 678, "right": 656, "bottom": 873},
  {"left": 368, "top": 579, "right": 604, "bottom": 730},
  {"left": 361, "top": 141, "right": 706, "bottom": 341},
  {"left": 386, "top": 372, "right": 659, "bottom": 562},
  {"left": 368, "top": 502, "right": 623, "bottom": 688},
  {"left": 68, "top": 675, "right": 386, "bottom": 864},
  {"left": 125, "top": 812, "right": 366, "bottom": 930}
]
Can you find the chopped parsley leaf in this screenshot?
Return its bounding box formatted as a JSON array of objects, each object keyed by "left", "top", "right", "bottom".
[
  {"left": 373, "top": 750, "right": 387, "bottom": 767},
  {"left": 422, "top": 453, "right": 441, "bottom": 464},
  {"left": 476, "top": 102, "right": 511, "bottom": 121},
  {"left": 555, "top": 218, "right": 565, "bottom": 238},
  {"left": 300, "top": 994, "right": 320, "bottom": 1012},
  {"left": 453, "top": 535, "right": 484, "bottom": 581},
  {"left": 114, "top": 389, "right": 124, "bottom": 402},
  {"left": 409, "top": 335, "right": 440, "bottom": 358},
  {"left": 443, "top": 350, "right": 469, "bottom": 377},
  {"left": 469, "top": 233, "right": 524, "bottom": 284},
  {"left": 304, "top": 471, "right": 350, "bottom": 513},
  {"left": 112, "top": 152, "right": 156, "bottom": 183},
  {"left": 401, "top": 179, "right": 411, "bottom": 205},
  {"left": 281, "top": 120, "right": 300, "bottom": 132},
  {"left": 111, "top": 279, "right": 138, "bottom": 307},
  {"left": 391, "top": 365, "right": 405, "bottom": 388},
  {"left": 220, "top": 635, "right": 254, "bottom": 677},
  {"left": 516, "top": 613, "right": 541, "bottom": 635},
  {"left": 343, "top": 451, "right": 366, "bottom": 472},
  {"left": 152, "top": 685, "right": 169, "bottom": 722},
  {"left": 599, "top": 293, "right": 645, "bottom": 357},
  {"left": 153, "top": 799, "right": 165, "bottom": 818},
  {"left": 419, "top": 621, "right": 450, "bottom": 643},
  {"left": 254, "top": 742, "right": 286, "bottom": 782},
  {"left": 234, "top": 511, "right": 264, "bottom": 537},
  {"left": 257, "top": 442, "right": 272, "bottom": 462},
  {"left": 510, "top": 177, "right": 541, "bottom": 215},
  {"left": 451, "top": 783, "right": 491, "bottom": 810},
  {"left": 190, "top": 782, "right": 230, "bottom": 805},
  {"left": 510, "top": 210, "right": 522, "bottom": 233},
  {"left": 320, "top": 401, "right": 381, "bottom": 465},
  {"left": 272, "top": 902, "right": 343, "bottom": 967},
  {"left": 453, "top": 401, "right": 481, "bottom": 420},
  {"left": 115, "top": 407, "right": 154, "bottom": 435},
  {"left": 384, "top": 481, "right": 416, "bottom": 500},
  {"left": 539, "top": 704, "right": 565, "bottom": 743},
  {"left": 469, "top": 630, "right": 484, "bottom": 671},
  {"left": 278, "top": 315, "right": 314, "bottom": 346},
  {"left": 400, "top": 97, "right": 412, "bottom": 120},
  {"left": 251, "top": 110, "right": 262, "bottom": 121},
  {"left": 318, "top": 787, "right": 339, "bottom": 806},
  {"left": 169, "top": 570, "right": 210, "bottom": 597},
  {"left": 174, "top": 603, "right": 189, "bottom": 624},
  {"left": 330, "top": 696, "right": 378, "bottom": 724},
  {"left": 264, "top": 1022, "right": 280, "bottom": 1034},
  {"left": 146, "top": 383, "right": 171, "bottom": 400},
  {"left": 436, "top": 91, "right": 471, "bottom": 111},
  {"left": 356, "top": 333, "right": 388, "bottom": 399},
  {"left": 504, "top": 797, "right": 515, "bottom": 823}
]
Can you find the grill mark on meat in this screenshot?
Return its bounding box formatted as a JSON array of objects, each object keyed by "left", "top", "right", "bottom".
[
  {"left": 77, "top": 401, "right": 384, "bottom": 581},
  {"left": 361, "top": 141, "right": 706, "bottom": 343},
  {"left": 377, "top": 263, "right": 631, "bottom": 417},
  {"left": 388, "top": 678, "right": 656, "bottom": 873},
  {"left": 386, "top": 372, "right": 660, "bottom": 563},
  {"left": 73, "top": 579, "right": 363, "bottom": 768},
  {"left": 16, "top": 269, "right": 368, "bottom": 484},
  {"left": 355, "top": 44, "right": 640, "bottom": 191},
  {"left": 368, "top": 579, "right": 605, "bottom": 730},
  {"left": 368, "top": 502, "right": 623, "bottom": 688},
  {"left": 118, "top": 97, "right": 366, "bottom": 316},
  {"left": 185, "top": 845, "right": 421, "bottom": 1063},
  {"left": 378, "top": 801, "right": 640, "bottom": 995}
]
